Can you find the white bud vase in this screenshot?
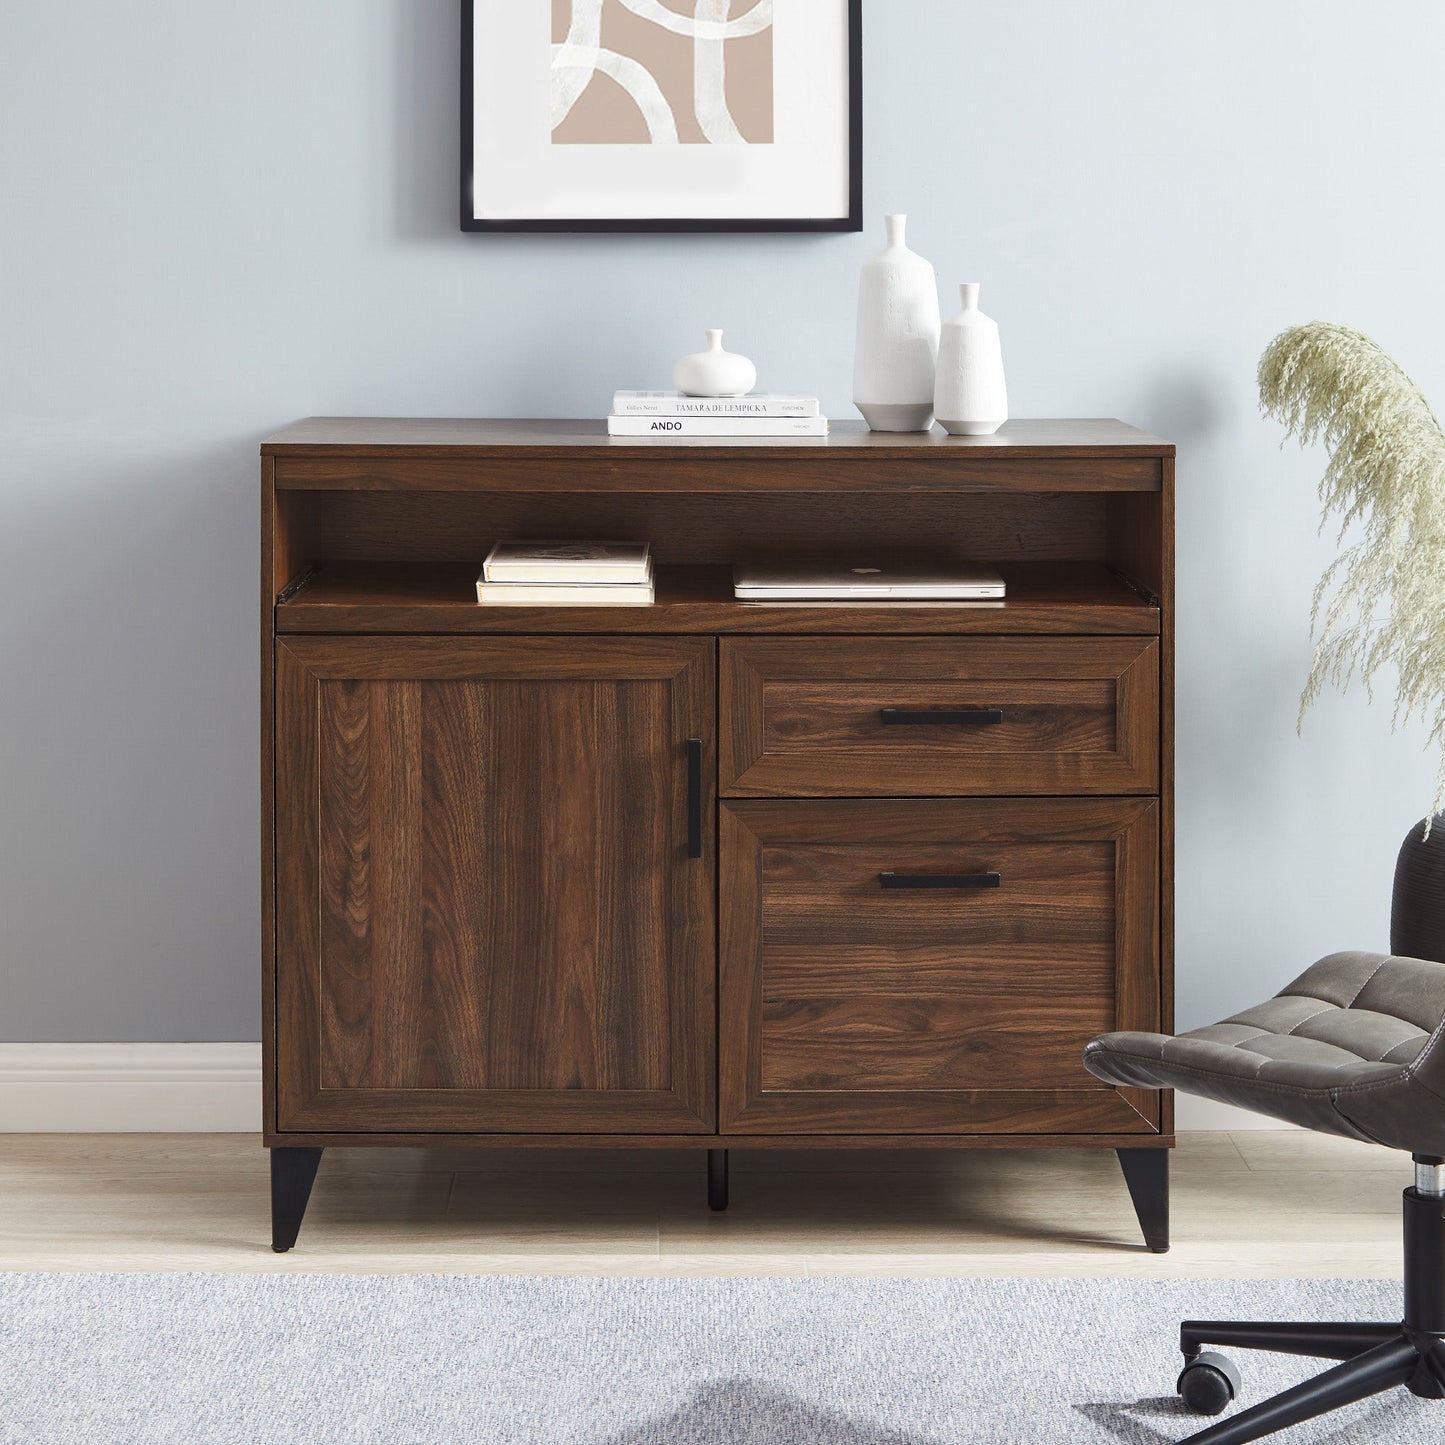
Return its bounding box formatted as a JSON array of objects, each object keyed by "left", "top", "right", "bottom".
[
  {"left": 934, "top": 283, "right": 1008, "bottom": 436},
  {"left": 674, "top": 329, "right": 757, "bottom": 398},
  {"left": 852, "top": 214, "right": 941, "bottom": 432}
]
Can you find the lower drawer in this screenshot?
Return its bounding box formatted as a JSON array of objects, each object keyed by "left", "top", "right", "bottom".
[{"left": 719, "top": 796, "right": 1161, "bottom": 1135}]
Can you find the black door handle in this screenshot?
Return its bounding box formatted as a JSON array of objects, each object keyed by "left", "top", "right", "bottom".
[
  {"left": 879, "top": 871, "right": 1001, "bottom": 890},
  {"left": 687, "top": 738, "right": 703, "bottom": 859},
  {"left": 880, "top": 707, "right": 1004, "bottom": 726}
]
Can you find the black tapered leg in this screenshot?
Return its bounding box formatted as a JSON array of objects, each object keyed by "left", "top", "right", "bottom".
[
  {"left": 707, "top": 1149, "right": 728, "bottom": 1212},
  {"left": 270, "top": 1147, "right": 323, "bottom": 1252},
  {"left": 1178, "top": 1337, "right": 1418, "bottom": 1445},
  {"left": 1117, "top": 1147, "right": 1169, "bottom": 1253},
  {"left": 1182, "top": 1320, "right": 1402, "bottom": 1364}
]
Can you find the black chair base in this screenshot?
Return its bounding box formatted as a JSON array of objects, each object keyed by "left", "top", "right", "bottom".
[
  {"left": 1175, "top": 1324, "right": 1443, "bottom": 1443},
  {"left": 1168, "top": 1185, "right": 1445, "bottom": 1443}
]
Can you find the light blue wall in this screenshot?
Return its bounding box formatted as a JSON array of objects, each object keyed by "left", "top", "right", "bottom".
[{"left": 3, "top": 0, "right": 1444, "bottom": 1040}]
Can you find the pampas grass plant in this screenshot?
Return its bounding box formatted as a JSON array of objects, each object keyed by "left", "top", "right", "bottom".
[{"left": 1259, "top": 322, "right": 1445, "bottom": 818}]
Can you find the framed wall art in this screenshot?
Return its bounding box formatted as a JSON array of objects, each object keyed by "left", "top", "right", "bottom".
[{"left": 461, "top": 1, "right": 862, "bottom": 233}]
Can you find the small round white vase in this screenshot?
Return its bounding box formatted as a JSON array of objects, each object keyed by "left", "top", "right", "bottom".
[
  {"left": 853, "top": 214, "right": 941, "bottom": 432},
  {"left": 674, "top": 330, "right": 757, "bottom": 398},
  {"left": 934, "top": 283, "right": 1008, "bottom": 436}
]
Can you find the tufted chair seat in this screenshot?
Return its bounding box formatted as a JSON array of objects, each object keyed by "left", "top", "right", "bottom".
[
  {"left": 1085, "top": 950, "right": 1445, "bottom": 1157},
  {"left": 1085, "top": 945, "right": 1445, "bottom": 1442}
]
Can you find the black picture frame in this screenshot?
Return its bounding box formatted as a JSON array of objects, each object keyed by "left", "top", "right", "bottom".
[{"left": 460, "top": 0, "right": 862, "bottom": 234}]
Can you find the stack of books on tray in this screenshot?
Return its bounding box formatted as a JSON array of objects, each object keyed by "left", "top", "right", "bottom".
[
  {"left": 477, "top": 541, "right": 654, "bottom": 607},
  {"left": 608, "top": 391, "right": 828, "bottom": 438}
]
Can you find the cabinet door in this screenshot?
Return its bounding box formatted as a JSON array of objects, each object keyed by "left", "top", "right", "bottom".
[
  {"left": 274, "top": 637, "right": 714, "bottom": 1135},
  {"left": 720, "top": 798, "right": 1159, "bottom": 1136}
]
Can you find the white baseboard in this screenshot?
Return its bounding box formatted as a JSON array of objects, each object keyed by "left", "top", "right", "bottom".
[
  {"left": 0, "top": 1043, "right": 1294, "bottom": 1135},
  {"left": 0, "top": 1043, "right": 261, "bottom": 1132}
]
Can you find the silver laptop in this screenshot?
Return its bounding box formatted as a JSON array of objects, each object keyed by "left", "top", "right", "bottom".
[{"left": 733, "top": 561, "right": 1006, "bottom": 601}]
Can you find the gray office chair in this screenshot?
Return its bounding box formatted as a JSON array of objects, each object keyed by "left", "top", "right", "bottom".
[{"left": 1085, "top": 820, "right": 1445, "bottom": 1444}]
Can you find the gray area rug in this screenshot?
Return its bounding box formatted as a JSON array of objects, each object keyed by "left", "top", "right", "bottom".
[{"left": 0, "top": 1274, "right": 1432, "bottom": 1443}]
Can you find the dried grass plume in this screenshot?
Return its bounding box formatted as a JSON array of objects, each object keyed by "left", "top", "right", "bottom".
[{"left": 1259, "top": 322, "right": 1445, "bottom": 817}]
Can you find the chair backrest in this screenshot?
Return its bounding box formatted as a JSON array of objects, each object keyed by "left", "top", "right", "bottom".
[{"left": 1393, "top": 818, "right": 1445, "bottom": 967}]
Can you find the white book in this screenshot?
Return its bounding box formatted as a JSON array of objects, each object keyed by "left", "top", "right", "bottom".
[
  {"left": 608, "top": 415, "right": 829, "bottom": 438},
  {"left": 484, "top": 540, "right": 651, "bottom": 584},
  {"left": 612, "top": 390, "right": 820, "bottom": 418},
  {"left": 476, "top": 578, "right": 655, "bottom": 607}
]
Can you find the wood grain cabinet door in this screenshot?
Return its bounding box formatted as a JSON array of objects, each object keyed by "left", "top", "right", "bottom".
[
  {"left": 273, "top": 637, "right": 715, "bottom": 1135},
  {"left": 719, "top": 798, "right": 1159, "bottom": 1136}
]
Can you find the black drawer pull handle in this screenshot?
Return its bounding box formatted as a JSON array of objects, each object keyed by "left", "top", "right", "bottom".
[
  {"left": 879, "top": 871, "right": 1001, "bottom": 890},
  {"left": 880, "top": 707, "right": 1004, "bottom": 726},
  {"left": 687, "top": 738, "right": 703, "bottom": 859}
]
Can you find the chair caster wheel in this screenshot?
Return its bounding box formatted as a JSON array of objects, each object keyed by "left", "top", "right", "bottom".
[{"left": 1177, "top": 1352, "right": 1240, "bottom": 1416}]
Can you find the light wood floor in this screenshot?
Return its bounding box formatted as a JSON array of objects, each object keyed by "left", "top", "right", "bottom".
[{"left": 0, "top": 1132, "right": 1409, "bottom": 1277}]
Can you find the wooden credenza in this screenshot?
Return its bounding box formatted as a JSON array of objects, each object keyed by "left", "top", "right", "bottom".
[{"left": 261, "top": 419, "right": 1174, "bottom": 1251}]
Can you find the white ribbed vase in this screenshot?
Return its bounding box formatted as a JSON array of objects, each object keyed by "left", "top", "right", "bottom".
[
  {"left": 934, "top": 283, "right": 1008, "bottom": 436},
  {"left": 852, "top": 214, "right": 941, "bottom": 432}
]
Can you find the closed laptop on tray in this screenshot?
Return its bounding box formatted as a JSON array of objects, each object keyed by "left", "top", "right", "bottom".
[{"left": 733, "top": 561, "right": 1006, "bottom": 601}]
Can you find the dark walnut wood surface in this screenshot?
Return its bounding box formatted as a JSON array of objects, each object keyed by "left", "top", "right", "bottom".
[
  {"left": 263, "top": 417, "right": 1173, "bottom": 457},
  {"left": 277, "top": 563, "right": 1159, "bottom": 637},
  {"left": 719, "top": 797, "right": 1160, "bottom": 1135},
  {"left": 273, "top": 637, "right": 715, "bottom": 1135},
  {"left": 261, "top": 417, "right": 1175, "bottom": 1157},
  {"left": 263, "top": 419, "right": 1168, "bottom": 495},
  {"left": 720, "top": 637, "right": 1160, "bottom": 796}
]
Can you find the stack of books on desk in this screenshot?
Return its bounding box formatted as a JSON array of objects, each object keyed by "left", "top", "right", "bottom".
[
  {"left": 608, "top": 392, "right": 828, "bottom": 438},
  {"left": 477, "top": 541, "right": 654, "bottom": 606}
]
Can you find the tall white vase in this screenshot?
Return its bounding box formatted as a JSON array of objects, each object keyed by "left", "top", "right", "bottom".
[
  {"left": 852, "top": 214, "right": 941, "bottom": 432},
  {"left": 934, "top": 283, "right": 1008, "bottom": 436}
]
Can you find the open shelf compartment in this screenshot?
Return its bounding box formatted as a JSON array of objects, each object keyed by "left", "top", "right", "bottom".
[
  {"left": 276, "top": 560, "right": 1158, "bottom": 636},
  {"left": 266, "top": 420, "right": 1170, "bottom": 639}
]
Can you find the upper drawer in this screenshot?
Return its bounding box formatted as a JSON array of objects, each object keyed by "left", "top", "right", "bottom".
[{"left": 720, "top": 637, "right": 1160, "bottom": 797}]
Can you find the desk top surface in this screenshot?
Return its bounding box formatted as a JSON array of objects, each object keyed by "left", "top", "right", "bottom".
[{"left": 261, "top": 418, "right": 1174, "bottom": 457}]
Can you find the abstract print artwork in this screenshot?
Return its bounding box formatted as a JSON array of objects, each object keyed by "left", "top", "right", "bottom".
[
  {"left": 463, "top": 0, "right": 859, "bottom": 231},
  {"left": 551, "top": 0, "right": 774, "bottom": 147}
]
